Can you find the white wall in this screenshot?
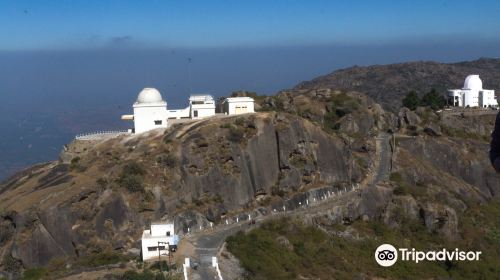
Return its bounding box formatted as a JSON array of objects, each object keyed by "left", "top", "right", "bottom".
[
  {"left": 191, "top": 104, "right": 215, "bottom": 119},
  {"left": 168, "top": 107, "right": 190, "bottom": 119},
  {"left": 141, "top": 233, "right": 174, "bottom": 261},
  {"left": 222, "top": 98, "right": 255, "bottom": 115},
  {"left": 463, "top": 90, "right": 476, "bottom": 107},
  {"left": 480, "top": 90, "right": 497, "bottom": 107},
  {"left": 227, "top": 101, "right": 254, "bottom": 115},
  {"left": 133, "top": 104, "right": 168, "bottom": 133},
  {"left": 151, "top": 224, "right": 175, "bottom": 236}
]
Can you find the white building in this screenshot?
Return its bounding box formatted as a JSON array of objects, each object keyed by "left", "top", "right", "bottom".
[
  {"left": 447, "top": 75, "right": 497, "bottom": 108},
  {"left": 167, "top": 94, "right": 216, "bottom": 119},
  {"left": 121, "top": 88, "right": 168, "bottom": 134},
  {"left": 189, "top": 94, "right": 216, "bottom": 119},
  {"left": 122, "top": 89, "right": 219, "bottom": 133},
  {"left": 141, "top": 222, "right": 179, "bottom": 261},
  {"left": 221, "top": 97, "right": 255, "bottom": 115}
]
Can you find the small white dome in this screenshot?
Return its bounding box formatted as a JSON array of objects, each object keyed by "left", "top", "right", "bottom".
[
  {"left": 137, "top": 88, "right": 164, "bottom": 103},
  {"left": 463, "top": 75, "right": 483, "bottom": 90}
]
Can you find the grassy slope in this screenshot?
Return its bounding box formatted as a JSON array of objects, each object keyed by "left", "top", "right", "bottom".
[{"left": 227, "top": 199, "right": 500, "bottom": 279}]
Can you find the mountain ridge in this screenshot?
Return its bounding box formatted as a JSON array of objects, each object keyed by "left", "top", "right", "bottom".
[{"left": 294, "top": 57, "right": 500, "bottom": 112}]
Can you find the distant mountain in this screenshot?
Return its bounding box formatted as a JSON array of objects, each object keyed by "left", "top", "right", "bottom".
[{"left": 295, "top": 58, "right": 500, "bottom": 112}]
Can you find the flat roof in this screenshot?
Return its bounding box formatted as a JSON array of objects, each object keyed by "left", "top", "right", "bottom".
[{"left": 224, "top": 97, "right": 254, "bottom": 102}]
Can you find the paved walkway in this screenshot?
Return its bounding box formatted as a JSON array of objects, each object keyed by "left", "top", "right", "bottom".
[{"left": 184, "top": 132, "right": 392, "bottom": 279}]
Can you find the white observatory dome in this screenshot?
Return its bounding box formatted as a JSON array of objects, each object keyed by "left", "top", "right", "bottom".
[
  {"left": 137, "top": 88, "right": 164, "bottom": 103},
  {"left": 463, "top": 75, "right": 483, "bottom": 90}
]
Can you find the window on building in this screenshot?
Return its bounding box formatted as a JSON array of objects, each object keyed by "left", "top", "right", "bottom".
[
  {"left": 166, "top": 231, "right": 171, "bottom": 236},
  {"left": 193, "top": 110, "right": 198, "bottom": 117},
  {"left": 155, "top": 120, "right": 162, "bottom": 125},
  {"left": 147, "top": 246, "right": 166, "bottom": 252},
  {"left": 192, "top": 101, "right": 204, "bottom": 105}
]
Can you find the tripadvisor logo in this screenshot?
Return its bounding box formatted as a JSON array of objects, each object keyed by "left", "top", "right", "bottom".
[
  {"left": 375, "top": 244, "right": 398, "bottom": 267},
  {"left": 375, "top": 244, "right": 482, "bottom": 267}
]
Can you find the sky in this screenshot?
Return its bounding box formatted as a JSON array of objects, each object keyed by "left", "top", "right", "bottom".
[
  {"left": 1, "top": 0, "right": 500, "bottom": 180},
  {"left": 1, "top": 0, "right": 500, "bottom": 50}
]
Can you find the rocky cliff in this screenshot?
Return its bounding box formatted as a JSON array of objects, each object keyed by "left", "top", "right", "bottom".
[{"left": 0, "top": 108, "right": 376, "bottom": 273}]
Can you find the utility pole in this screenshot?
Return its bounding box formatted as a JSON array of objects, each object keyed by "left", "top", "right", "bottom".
[
  {"left": 187, "top": 57, "right": 192, "bottom": 94},
  {"left": 349, "top": 136, "right": 352, "bottom": 187},
  {"left": 158, "top": 241, "right": 162, "bottom": 274},
  {"left": 392, "top": 133, "right": 396, "bottom": 171},
  {"left": 157, "top": 241, "right": 170, "bottom": 276}
]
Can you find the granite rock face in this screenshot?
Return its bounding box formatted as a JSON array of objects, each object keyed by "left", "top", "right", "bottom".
[
  {"left": 0, "top": 94, "right": 498, "bottom": 272},
  {"left": 0, "top": 112, "right": 364, "bottom": 269}
]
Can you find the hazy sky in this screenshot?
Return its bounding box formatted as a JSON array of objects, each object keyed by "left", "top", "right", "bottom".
[{"left": 1, "top": 0, "right": 500, "bottom": 50}]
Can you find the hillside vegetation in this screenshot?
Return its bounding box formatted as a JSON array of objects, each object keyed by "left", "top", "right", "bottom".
[{"left": 228, "top": 199, "right": 500, "bottom": 279}]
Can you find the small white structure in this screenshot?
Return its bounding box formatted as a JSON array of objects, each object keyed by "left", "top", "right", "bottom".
[
  {"left": 221, "top": 97, "right": 255, "bottom": 115},
  {"left": 447, "top": 75, "right": 497, "bottom": 108},
  {"left": 189, "top": 94, "right": 216, "bottom": 119},
  {"left": 122, "top": 88, "right": 168, "bottom": 134},
  {"left": 141, "top": 222, "right": 179, "bottom": 261},
  {"left": 167, "top": 94, "right": 216, "bottom": 119}
]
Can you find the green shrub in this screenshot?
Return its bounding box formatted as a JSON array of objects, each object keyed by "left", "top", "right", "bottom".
[
  {"left": 323, "top": 93, "right": 360, "bottom": 131},
  {"left": 2, "top": 255, "right": 22, "bottom": 273},
  {"left": 118, "top": 162, "right": 146, "bottom": 192},
  {"left": 122, "top": 270, "right": 179, "bottom": 280},
  {"left": 149, "top": 260, "right": 174, "bottom": 271},
  {"left": 75, "top": 251, "right": 125, "bottom": 268},
  {"left": 402, "top": 90, "right": 420, "bottom": 110},
  {"left": 70, "top": 156, "right": 86, "bottom": 172},
  {"left": 234, "top": 117, "right": 245, "bottom": 126},
  {"left": 122, "top": 162, "right": 145, "bottom": 176},
  {"left": 421, "top": 88, "right": 446, "bottom": 110},
  {"left": 22, "top": 267, "right": 48, "bottom": 280},
  {"left": 271, "top": 186, "right": 286, "bottom": 197},
  {"left": 120, "top": 174, "right": 144, "bottom": 192},
  {"left": 70, "top": 156, "right": 80, "bottom": 165},
  {"left": 156, "top": 154, "right": 178, "bottom": 168},
  {"left": 228, "top": 126, "right": 245, "bottom": 142},
  {"left": 392, "top": 186, "right": 408, "bottom": 196}
]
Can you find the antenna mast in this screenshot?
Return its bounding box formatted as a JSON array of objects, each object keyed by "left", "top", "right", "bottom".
[{"left": 187, "top": 57, "right": 192, "bottom": 94}]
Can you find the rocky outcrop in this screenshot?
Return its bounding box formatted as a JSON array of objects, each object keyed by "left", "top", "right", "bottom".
[
  {"left": 398, "top": 107, "right": 421, "bottom": 128},
  {"left": 175, "top": 113, "right": 356, "bottom": 210},
  {"left": 0, "top": 112, "right": 369, "bottom": 270}
]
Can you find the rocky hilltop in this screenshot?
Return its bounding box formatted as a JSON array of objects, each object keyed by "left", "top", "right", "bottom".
[
  {"left": 295, "top": 58, "right": 500, "bottom": 112},
  {"left": 1, "top": 63, "right": 500, "bottom": 279}
]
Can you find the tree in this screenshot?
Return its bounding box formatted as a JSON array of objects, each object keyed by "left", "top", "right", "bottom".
[
  {"left": 402, "top": 91, "right": 420, "bottom": 110},
  {"left": 421, "top": 88, "right": 446, "bottom": 110}
]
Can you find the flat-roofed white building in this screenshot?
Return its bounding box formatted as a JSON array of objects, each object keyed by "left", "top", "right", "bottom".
[
  {"left": 141, "top": 222, "right": 179, "bottom": 261},
  {"left": 222, "top": 97, "right": 255, "bottom": 115},
  {"left": 447, "top": 75, "right": 497, "bottom": 108},
  {"left": 189, "top": 94, "right": 216, "bottom": 119},
  {"left": 166, "top": 94, "right": 216, "bottom": 119}
]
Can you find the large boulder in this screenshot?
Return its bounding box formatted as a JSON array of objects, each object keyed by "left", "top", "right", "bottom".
[{"left": 398, "top": 107, "right": 421, "bottom": 128}]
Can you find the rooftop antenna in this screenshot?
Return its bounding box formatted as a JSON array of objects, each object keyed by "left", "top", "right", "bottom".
[{"left": 187, "top": 57, "right": 192, "bottom": 94}]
